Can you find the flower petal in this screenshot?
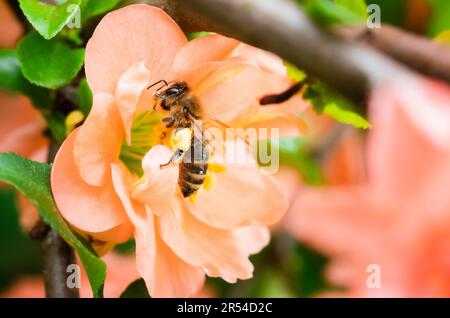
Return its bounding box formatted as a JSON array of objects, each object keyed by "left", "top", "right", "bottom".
[
  {"left": 115, "top": 62, "right": 151, "bottom": 143},
  {"left": 74, "top": 93, "right": 123, "bottom": 186},
  {"left": 243, "top": 100, "right": 308, "bottom": 137},
  {"left": 85, "top": 4, "right": 186, "bottom": 94},
  {"left": 0, "top": 1, "right": 23, "bottom": 48},
  {"left": 111, "top": 163, "right": 205, "bottom": 297},
  {"left": 322, "top": 129, "right": 366, "bottom": 185},
  {"left": 0, "top": 93, "right": 48, "bottom": 159},
  {"left": 51, "top": 130, "right": 131, "bottom": 236},
  {"left": 132, "top": 145, "right": 179, "bottom": 216},
  {"left": 230, "top": 43, "right": 287, "bottom": 75},
  {"left": 149, "top": 224, "right": 206, "bottom": 298},
  {"left": 187, "top": 139, "right": 288, "bottom": 229},
  {"left": 284, "top": 187, "right": 379, "bottom": 256},
  {"left": 17, "top": 193, "right": 39, "bottom": 232},
  {"left": 171, "top": 34, "right": 240, "bottom": 73},
  {"left": 368, "top": 93, "right": 446, "bottom": 200},
  {"left": 158, "top": 199, "right": 258, "bottom": 283},
  {"left": 233, "top": 226, "right": 270, "bottom": 255},
  {"left": 194, "top": 64, "right": 301, "bottom": 124},
  {"left": 370, "top": 77, "right": 450, "bottom": 150}
]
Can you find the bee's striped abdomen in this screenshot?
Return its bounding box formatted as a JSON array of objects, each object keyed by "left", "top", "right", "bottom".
[{"left": 179, "top": 136, "right": 209, "bottom": 197}]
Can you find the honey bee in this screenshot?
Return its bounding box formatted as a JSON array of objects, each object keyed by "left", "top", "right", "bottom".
[
  {"left": 149, "top": 80, "right": 218, "bottom": 198},
  {"left": 150, "top": 77, "right": 302, "bottom": 198}
]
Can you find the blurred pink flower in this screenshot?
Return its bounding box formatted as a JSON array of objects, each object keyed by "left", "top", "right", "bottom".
[
  {"left": 285, "top": 78, "right": 450, "bottom": 297},
  {"left": 0, "top": 93, "right": 49, "bottom": 231},
  {"left": 0, "top": 0, "right": 23, "bottom": 48},
  {"left": 51, "top": 4, "right": 307, "bottom": 297}
]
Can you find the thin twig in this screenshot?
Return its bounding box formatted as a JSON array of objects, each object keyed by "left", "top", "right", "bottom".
[{"left": 335, "top": 24, "right": 450, "bottom": 84}]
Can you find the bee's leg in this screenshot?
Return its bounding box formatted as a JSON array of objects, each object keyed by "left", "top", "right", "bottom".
[
  {"left": 160, "top": 149, "right": 184, "bottom": 168},
  {"left": 162, "top": 116, "right": 175, "bottom": 128},
  {"left": 160, "top": 128, "right": 192, "bottom": 168}
]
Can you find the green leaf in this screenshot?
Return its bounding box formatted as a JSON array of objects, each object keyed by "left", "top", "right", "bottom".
[
  {"left": 334, "top": 0, "right": 367, "bottom": 19},
  {"left": 435, "top": 30, "right": 450, "bottom": 46},
  {"left": 284, "top": 61, "right": 306, "bottom": 82},
  {"left": 294, "top": 243, "right": 331, "bottom": 297},
  {"left": 428, "top": 0, "right": 450, "bottom": 36},
  {"left": 255, "top": 269, "right": 297, "bottom": 298},
  {"left": 78, "top": 77, "right": 93, "bottom": 116},
  {"left": 366, "top": 0, "right": 405, "bottom": 27},
  {"left": 271, "top": 137, "right": 324, "bottom": 185},
  {"left": 298, "top": 0, "right": 367, "bottom": 26},
  {"left": 0, "top": 50, "right": 27, "bottom": 93},
  {"left": 43, "top": 111, "right": 67, "bottom": 144},
  {"left": 19, "top": 0, "right": 81, "bottom": 40},
  {"left": 187, "top": 32, "right": 216, "bottom": 41},
  {"left": 322, "top": 103, "right": 370, "bottom": 129},
  {"left": 120, "top": 279, "right": 150, "bottom": 298},
  {"left": 0, "top": 188, "right": 42, "bottom": 287},
  {"left": 80, "top": 0, "right": 121, "bottom": 22},
  {"left": 17, "top": 32, "right": 85, "bottom": 89},
  {"left": 305, "top": 83, "right": 371, "bottom": 129},
  {"left": 0, "top": 49, "right": 51, "bottom": 109},
  {"left": 0, "top": 153, "right": 106, "bottom": 298},
  {"left": 114, "top": 239, "right": 136, "bottom": 255}
]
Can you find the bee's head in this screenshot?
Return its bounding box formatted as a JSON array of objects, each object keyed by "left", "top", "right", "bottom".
[{"left": 155, "top": 82, "right": 188, "bottom": 111}]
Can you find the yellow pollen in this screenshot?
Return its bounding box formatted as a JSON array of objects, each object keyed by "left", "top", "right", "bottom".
[
  {"left": 65, "top": 110, "right": 85, "bottom": 135},
  {"left": 189, "top": 192, "right": 198, "bottom": 204},
  {"left": 173, "top": 128, "right": 192, "bottom": 152},
  {"left": 203, "top": 173, "right": 216, "bottom": 191},
  {"left": 209, "top": 162, "right": 227, "bottom": 173}
]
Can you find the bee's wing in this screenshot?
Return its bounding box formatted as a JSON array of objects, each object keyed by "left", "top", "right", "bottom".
[
  {"left": 190, "top": 114, "right": 252, "bottom": 158},
  {"left": 192, "top": 115, "right": 251, "bottom": 142}
]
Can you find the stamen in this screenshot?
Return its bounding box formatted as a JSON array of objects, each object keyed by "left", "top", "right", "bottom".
[
  {"left": 65, "top": 110, "right": 85, "bottom": 135},
  {"left": 203, "top": 173, "right": 216, "bottom": 191},
  {"left": 209, "top": 162, "right": 227, "bottom": 173},
  {"left": 189, "top": 192, "right": 198, "bottom": 204},
  {"left": 119, "top": 111, "right": 163, "bottom": 176}
]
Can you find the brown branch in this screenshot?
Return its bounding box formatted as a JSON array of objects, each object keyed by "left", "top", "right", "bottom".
[
  {"left": 335, "top": 25, "right": 450, "bottom": 85},
  {"left": 141, "top": 0, "right": 213, "bottom": 33},
  {"left": 147, "top": 0, "right": 450, "bottom": 103},
  {"left": 155, "top": 0, "right": 411, "bottom": 105},
  {"left": 40, "top": 139, "right": 79, "bottom": 298},
  {"left": 42, "top": 229, "right": 79, "bottom": 298}
]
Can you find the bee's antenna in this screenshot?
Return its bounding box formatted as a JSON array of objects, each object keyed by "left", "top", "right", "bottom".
[{"left": 147, "top": 79, "right": 169, "bottom": 90}]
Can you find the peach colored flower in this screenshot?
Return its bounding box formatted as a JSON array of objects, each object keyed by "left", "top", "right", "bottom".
[
  {"left": 51, "top": 4, "right": 307, "bottom": 297},
  {"left": 285, "top": 78, "right": 450, "bottom": 297},
  {"left": 0, "top": 0, "right": 23, "bottom": 48}
]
